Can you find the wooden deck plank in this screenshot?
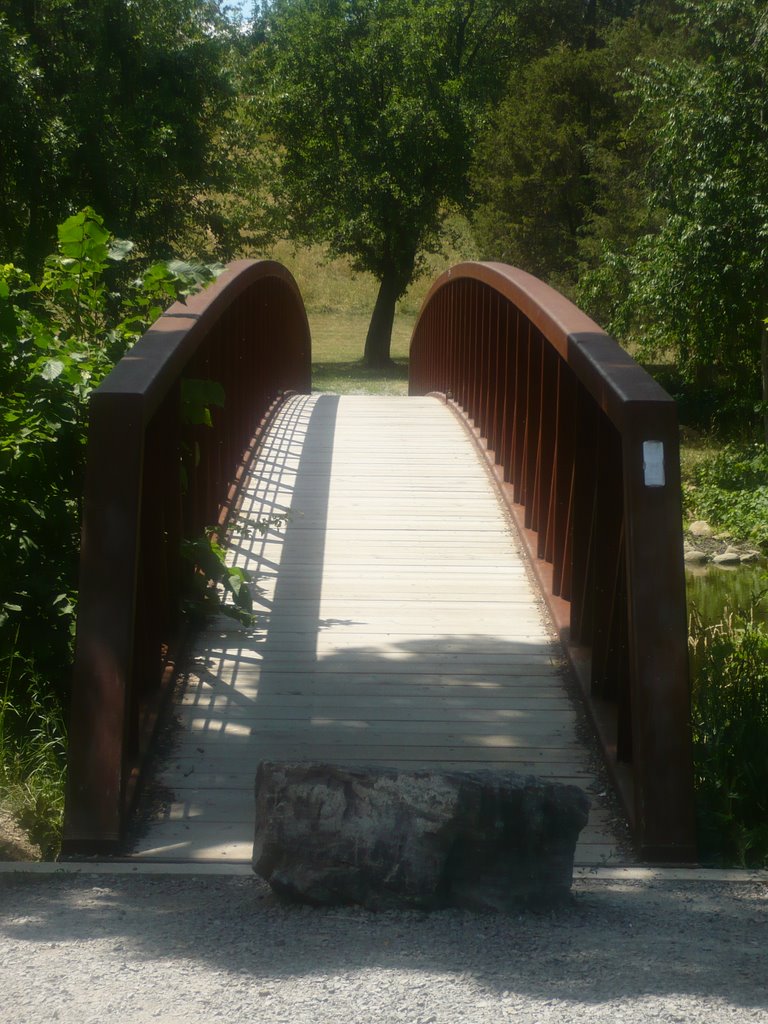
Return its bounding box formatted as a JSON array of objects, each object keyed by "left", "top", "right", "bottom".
[
  {"left": 132, "top": 394, "right": 631, "bottom": 867},
  {"left": 176, "top": 705, "right": 577, "bottom": 722}
]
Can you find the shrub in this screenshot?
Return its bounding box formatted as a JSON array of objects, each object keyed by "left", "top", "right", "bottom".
[
  {"left": 684, "top": 443, "right": 768, "bottom": 547},
  {"left": 0, "top": 208, "right": 219, "bottom": 856}
]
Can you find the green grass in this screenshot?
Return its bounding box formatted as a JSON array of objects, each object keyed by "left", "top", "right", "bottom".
[
  {"left": 313, "top": 358, "right": 410, "bottom": 396},
  {"left": 679, "top": 434, "right": 724, "bottom": 532},
  {"left": 0, "top": 662, "right": 66, "bottom": 859},
  {"left": 679, "top": 433, "right": 722, "bottom": 488},
  {"left": 309, "top": 310, "right": 413, "bottom": 395}
]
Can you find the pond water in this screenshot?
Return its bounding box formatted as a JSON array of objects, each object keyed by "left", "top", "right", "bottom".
[{"left": 685, "top": 562, "right": 768, "bottom": 627}]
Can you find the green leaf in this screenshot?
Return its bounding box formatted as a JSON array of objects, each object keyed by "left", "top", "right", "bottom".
[
  {"left": 167, "top": 259, "right": 198, "bottom": 278},
  {"left": 108, "top": 239, "right": 135, "bottom": 261},
  {"left": 209, "top": 538, "right": 227, "bottom": 563},
  {"left": 40, "top": 359, "right": 64, "bottom": 381}
]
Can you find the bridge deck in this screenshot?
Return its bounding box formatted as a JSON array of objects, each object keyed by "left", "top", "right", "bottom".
[{"left": 131, "top": 394, "right": 629, "bottom": 865}]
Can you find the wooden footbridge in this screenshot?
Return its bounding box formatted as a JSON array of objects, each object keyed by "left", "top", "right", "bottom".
[{"left": 62, "top": 261, "right": 696, "bottom": 865}]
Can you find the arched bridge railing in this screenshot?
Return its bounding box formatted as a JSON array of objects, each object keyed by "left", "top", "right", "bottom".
[
  {"left": 409, "top": 262, "right": 696, "bottom": 862},
  {"left": 63, "top": 260, "right": 311, "bottom": 853}
]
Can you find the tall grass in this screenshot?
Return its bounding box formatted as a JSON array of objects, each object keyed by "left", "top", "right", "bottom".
[
  {"left": 683, "top": 443, "right": 768, "bottom": 548},
  {"left": 0, "top": 649, "right": 66, "bottom": 859},
  {"left": 689, "top": 601, "right": 768, "bottom": 867}
]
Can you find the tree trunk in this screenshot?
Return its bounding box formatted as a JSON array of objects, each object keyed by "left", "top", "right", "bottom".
[{"left": 363, "top": 269, "right": 400, "bottom": 368}]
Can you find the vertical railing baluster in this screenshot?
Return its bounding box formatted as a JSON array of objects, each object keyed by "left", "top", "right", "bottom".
[
  {"left": 501, "top": 304, "right": 515, "bottom": 483},
  {"left": 551, "top": 365, "right": 577, "bottom": 598},
  {"left": 570, "top": 383, "right": 600, "bottom": 647},
  {"left": 511, "top": 310, "right": 527, "bottom": 504},
  {"left": 535, "top": 344, "right": 557, "bottom": 558},
  {"left": 483, "top": 288, "right": 492, "bottom": 443}
]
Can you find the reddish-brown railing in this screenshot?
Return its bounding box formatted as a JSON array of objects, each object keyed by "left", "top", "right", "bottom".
[
  {"left": 62, "top": 260, "right": 311, "bottom": 853},
  {"left": 409, "top": 262, "right": 695, "bottom": 861}
]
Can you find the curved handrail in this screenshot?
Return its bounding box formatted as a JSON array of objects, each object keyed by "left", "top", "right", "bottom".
[
  {"left": 63, "top": 260, "right": 311, "bottom": 852},
  {"left": 97, "top": 259, "right": 310, "bottom": 420},
  {"left": 409, "top": 262, "right": 695, "bottom": 861}
]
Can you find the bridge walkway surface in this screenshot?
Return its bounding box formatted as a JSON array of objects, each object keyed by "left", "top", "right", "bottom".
[{"left": 130, "top": 393, "right": 629, "bottom": 865}]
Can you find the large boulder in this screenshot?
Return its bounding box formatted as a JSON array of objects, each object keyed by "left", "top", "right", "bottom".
[{"left": 253, "top": 762, "right": 590, "bottom": 911}]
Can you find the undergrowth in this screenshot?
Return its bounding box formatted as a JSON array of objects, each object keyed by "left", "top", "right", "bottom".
[
  {"left": 0, "top": 650, "right": 66, "bottom": 859},
  {"left": 683, "top": 443, "right": 768, "bottom": 548},
  {"left": 689, "top": 601, "right": 768, "bottom": 867}
]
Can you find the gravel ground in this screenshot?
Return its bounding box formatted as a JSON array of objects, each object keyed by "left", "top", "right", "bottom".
[{"left": 1, "top": 873, "right": 766, "bottom": 1024}]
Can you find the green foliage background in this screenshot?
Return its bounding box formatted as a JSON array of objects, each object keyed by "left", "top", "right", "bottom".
[
  {"left": 0, "top": 0, "right": 239, "bottom": 269},
  {"left": 684, "top": 445, "right": 768, "bottom": 549},
  {"left": 471, "top": 0, "right": 768, "bottom": 433},
  {"left": 0, "top": 209, "right": 219, "bottom": 853}
]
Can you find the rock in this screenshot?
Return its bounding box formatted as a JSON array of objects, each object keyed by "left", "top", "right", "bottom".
[
  {"left": 740, "top": 550, "right": 762, "bottom": 564},
  {"left": 253, "top": 762, "right": 590, "bottom": 911},
  {"left": 713, "top": 550, "right": 741, "bottom": 565},
  {"left": 689, "top": 520, "right": 714, "bottom": 538},
  {"left": 715, "top": 532, "right": 733, "bottom": 541},
  {"left": 684, "top": 548, "right": 708, "bottom": 564}
]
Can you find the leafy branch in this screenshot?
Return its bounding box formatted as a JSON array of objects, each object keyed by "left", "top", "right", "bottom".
[{"left": 180, "top": 514, "right": 290, "bottom": 625}]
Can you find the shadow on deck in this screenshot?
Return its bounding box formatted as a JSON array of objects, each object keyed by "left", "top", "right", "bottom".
[{"left": 129, "top": 394, "right": 632, "bottom": 866}]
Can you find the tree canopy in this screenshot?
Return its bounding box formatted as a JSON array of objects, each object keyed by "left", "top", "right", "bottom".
[
  {"left": 248, "top": 0, "right": 518, "bottom": 366},
  {"left": 472, "top": 40, "right": 631, "bottom": 288},
  {"left": 470, "top": 1, "right": 667, "bottom": 295},
  {"left": 470, "top": 0, "right": 768, "bottom": 435},
  {"left": 0, "top": 0, "right": 236, "bottom": 269},
  {"left": 606, "top": 0, "right": 768, "bottom": 387}
]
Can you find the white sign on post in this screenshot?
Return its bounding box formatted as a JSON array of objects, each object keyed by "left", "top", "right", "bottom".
[{"left": 643, "top": 440, "right": 665, "bottom": 487}]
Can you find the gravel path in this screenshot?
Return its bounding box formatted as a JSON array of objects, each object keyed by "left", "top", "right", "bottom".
[{"left": 1, "top": 872, "right": 766, "bottom": 1024}]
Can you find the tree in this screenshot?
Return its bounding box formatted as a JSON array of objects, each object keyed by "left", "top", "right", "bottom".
[
  {"left": 598, "top": 0, "right": 768, "bottom": 436},
  {"left": 470, "top": 1, "right": 665, "bottom": 297},
  {"left": 248, "top": 0, "right": 518, "bottom": 367},
  {"left": 0, "top": 1, "right": 236, "bottom": 269},
  {"left": 472, "top": 42, "right": 630, "bottom": 290}
]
